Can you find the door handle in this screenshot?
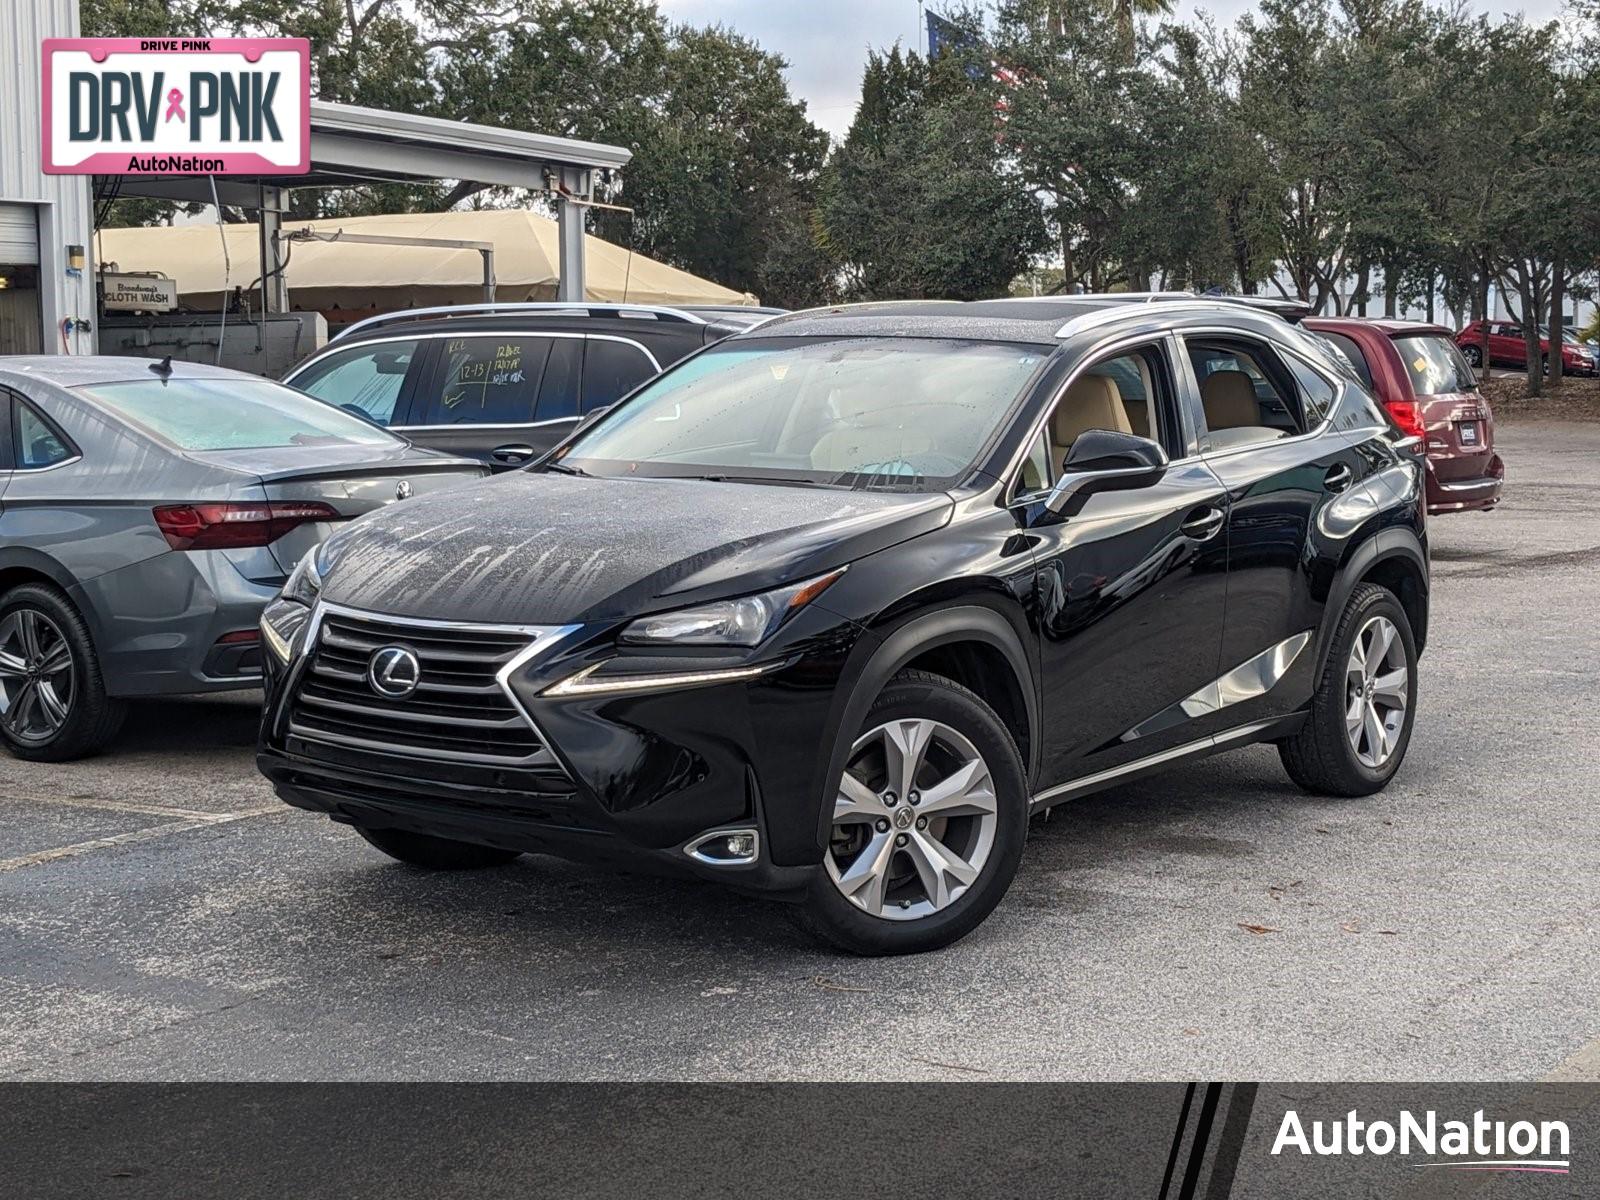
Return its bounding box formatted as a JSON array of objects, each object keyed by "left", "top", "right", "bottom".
[
  {"left": 1324, "top": 463, "right": 1353, "bottom": 492},
  {"left": 490, "top": 444, "right": 535, "bottom": 466},
  {"left": 1180, "top": 505, "right": 1226, "bottom": 541}
]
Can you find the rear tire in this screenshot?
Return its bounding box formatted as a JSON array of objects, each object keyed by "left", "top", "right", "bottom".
[
  {"left": 0, "top": 583, "right": 125, "bottom": 762},
  {"left": 796, "top": 669, "right": 1028, "bottom": 956},
  {"left": 356, "top": 825, "right": 523, "bottom": 870},
  {"left": 1463, "top": 344, "right": 1483, "bottom": 368},
  {"left": 1279, "top": 583, "right": 1417, "bottom": 797}
]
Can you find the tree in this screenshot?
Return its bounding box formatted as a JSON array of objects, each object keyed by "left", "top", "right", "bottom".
[{"left": 818, "top": 48, "right": 1047, "bottom": 300}]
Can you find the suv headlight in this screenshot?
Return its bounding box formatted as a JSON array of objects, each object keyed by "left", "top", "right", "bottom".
[{"left": 619, "top": 569, "right": 845, "bottom": 647}]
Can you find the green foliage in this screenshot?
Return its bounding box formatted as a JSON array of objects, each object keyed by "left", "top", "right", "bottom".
[
  {"left": 80, "top": 0, "right": 1600, "bottom": 324},
  {"left": 817, "top": 48, "right": 1048, "bottom": 300}
]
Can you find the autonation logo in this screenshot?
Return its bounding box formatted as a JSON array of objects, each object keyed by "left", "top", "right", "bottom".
[{"left": 1273, "top": 1109, "right": 1571, "bottom": 1174}]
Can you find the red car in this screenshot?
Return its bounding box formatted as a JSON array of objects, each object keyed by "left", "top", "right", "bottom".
[
  {"left": 1454, "top": 318, "right": 1595, "bottom": 375},
  {"left": 1306, "top": 318, "right": 1503, "bottom": 515}
]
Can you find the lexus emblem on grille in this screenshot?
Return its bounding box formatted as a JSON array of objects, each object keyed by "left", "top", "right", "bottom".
[
  {"left": 395, "top": 480, "right": 414, "bottom": 500},
  {"left": 367, "top": 645, "right": 421, "bottom": 698}
]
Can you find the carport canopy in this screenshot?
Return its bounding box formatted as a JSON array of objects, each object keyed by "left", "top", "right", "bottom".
[{"left": 95, "top": 100, "right": 634, "bottom": 307}]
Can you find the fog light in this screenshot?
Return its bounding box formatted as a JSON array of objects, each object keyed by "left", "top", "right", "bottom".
[{"left": 685, "top": 827, "right": 760, "bottom": 866}]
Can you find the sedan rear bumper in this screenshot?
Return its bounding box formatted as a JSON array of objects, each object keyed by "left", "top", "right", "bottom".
[{"left": 76, "top": 549, "right": 280, "bottom": 696}]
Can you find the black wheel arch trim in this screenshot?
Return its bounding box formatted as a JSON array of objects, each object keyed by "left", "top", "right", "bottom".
[
  {"left": 1316, "top": 528, "right": 1428, "bottom": 674},
  {"left": 813, "top": 602, "right": 1039, "bottom": 853}
]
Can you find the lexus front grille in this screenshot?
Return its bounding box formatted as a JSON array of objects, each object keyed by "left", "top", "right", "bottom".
[{"left": 287, "top": 606, "right": 573, "bottom": 768}]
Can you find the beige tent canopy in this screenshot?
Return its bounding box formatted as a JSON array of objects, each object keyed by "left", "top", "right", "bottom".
[{"left": 96, "top": 208, "right": 756, "bottom": 313}]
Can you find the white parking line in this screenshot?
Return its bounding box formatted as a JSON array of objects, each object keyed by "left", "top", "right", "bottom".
[
  {"left": 0, "top": 805, "right": 283, "bottom": 873},
  {"left": 0, "top": 790, "right": 248, "bottom": 824}
]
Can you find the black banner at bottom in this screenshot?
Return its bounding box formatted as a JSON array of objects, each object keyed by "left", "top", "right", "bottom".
[{"left": 3, "top": 1083, "right": 1595, "bottom": 1198}]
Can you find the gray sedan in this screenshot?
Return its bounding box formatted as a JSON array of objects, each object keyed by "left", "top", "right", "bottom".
[{"left": 0, "top": 356, "right": 487, "bottom": 761}]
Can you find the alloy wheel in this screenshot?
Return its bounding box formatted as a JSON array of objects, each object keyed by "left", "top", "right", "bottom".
[
  {"left": 1344, "top": 614, "right": 1408, "bottom": 769},
  {"left": 825, "top": 718, "right": 998, "bottom": 921},
  {"left": 0, "top": 608, "right": 75, "bottom": 744}
]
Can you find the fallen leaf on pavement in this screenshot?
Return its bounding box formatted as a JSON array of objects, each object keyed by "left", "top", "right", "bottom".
[
  {"left": 1238, "top": 923, "right": 1279, "bottom": 935},
  {"left": 1340, "top": 921, "right": 1361, "bottom": 933}
]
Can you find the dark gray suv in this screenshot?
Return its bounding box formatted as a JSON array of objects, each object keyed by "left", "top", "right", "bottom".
[{"left": 284, "top": 303, "right": 781, "bottom": 469}]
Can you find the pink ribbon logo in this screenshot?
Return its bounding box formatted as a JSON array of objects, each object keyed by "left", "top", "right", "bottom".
[{"left": 164, "top": 88, "right": 185, "bottom": 123}]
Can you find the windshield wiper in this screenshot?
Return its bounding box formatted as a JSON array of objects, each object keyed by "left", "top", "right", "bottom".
[
  {"left": 542, "top": 461, "right": 590, "bottom": 477},
  {"left": 689, "top": 473, "right": 824, "bottom": 487}
]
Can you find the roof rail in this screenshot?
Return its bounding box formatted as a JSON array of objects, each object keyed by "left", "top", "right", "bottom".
[
  {"left": 1052, "top": 298, "right": 1295, "bottom": 340},
  {"left": 334, "top": 302, "right": 710, "bottom": 342}
]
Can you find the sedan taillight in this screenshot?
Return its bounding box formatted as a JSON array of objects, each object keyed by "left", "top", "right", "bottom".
[{"left": 153, "top": 501, "right": 341, "bottom": 550}]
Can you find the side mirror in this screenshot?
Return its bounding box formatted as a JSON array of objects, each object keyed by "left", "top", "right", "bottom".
[{"left": 1044, "top": 429, "right": 1168, "bottom": 517}]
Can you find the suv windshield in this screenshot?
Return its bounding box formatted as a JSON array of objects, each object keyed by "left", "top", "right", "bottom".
[
  {"left": 77, "top": 377, "right": 402, "bottom": 451},
  {"left": 559, "top": 337, "right": 1047, "bottom": 489},
  {"left": 1392, "top": 335, "right": 1476, "bottom": 397}
]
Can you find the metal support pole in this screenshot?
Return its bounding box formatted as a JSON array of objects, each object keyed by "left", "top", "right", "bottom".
[
  {"left": 257, "top": 186, "right": 289, "bottom": 314},
  {"left": 479, "top": 248, "right": 496, "bottom": 302},
  {"left": 556, "top": 167, "right": 590, "bottom": 302}
]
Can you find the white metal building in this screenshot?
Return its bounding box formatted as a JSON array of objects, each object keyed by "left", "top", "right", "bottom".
[
  {"left": 1, "top": 0, "right": 632, "bottom": 364},
  {"left": 0, "top": 0, "right": 96, "bottom": 354}
]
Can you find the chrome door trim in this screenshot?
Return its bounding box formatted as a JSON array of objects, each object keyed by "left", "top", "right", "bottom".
[{"left": 1029, "top": 717, "right": 1285, "bottom": 810}]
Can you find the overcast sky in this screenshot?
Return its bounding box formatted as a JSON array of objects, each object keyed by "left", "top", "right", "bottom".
[{"left": 656, "top": 0, "right": 1572, "bottom": 138}]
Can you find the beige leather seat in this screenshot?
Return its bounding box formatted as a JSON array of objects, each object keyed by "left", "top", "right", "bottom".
[
  {"left": 1200, "top": 370, "right": 1261, "bottom": 430},
  {"left": 1051, "top": 374, "right": 1132, "bottom": 459},
  {"left": 809, "top": 392, "right": 933, "bottom": 473}
]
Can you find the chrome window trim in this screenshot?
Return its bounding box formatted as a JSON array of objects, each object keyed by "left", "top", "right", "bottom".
[
  {"left": 288, "top": 601, "right": 581, "bottom": 770},
  {"left": 1002, "top": 329, "right": 1186, "bottom": 504},
  {"left": 1006, "top": 321, "right": 1364, "bottom": 503},
  {"left": 285, "top": 330, "right": 662, "bottom": 433},
  {"left": 8, "top": 453, "right": 83, "bottom": 475},
  {"left": 1169, "top": 326, "right": 1341, "bottom": 463}
]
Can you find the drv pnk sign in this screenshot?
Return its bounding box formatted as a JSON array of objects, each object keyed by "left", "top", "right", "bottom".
[{"left": 42, "top": 38, "right": 310, "bottom": 175}]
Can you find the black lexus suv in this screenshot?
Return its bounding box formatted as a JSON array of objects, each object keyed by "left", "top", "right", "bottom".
[
  {"left": 257, "top": 297, "right": 1429, "bottom": 955},
  {"left": 282, "top": 303, "right": 782, "bottom": 468}
]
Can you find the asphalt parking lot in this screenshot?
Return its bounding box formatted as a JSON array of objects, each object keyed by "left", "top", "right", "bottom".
[{"left": 2, "top": 420, "right": 1597, "bottom": 1082}]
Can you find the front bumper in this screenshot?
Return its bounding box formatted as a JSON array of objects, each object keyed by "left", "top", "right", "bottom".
[{"left": 257, "top": 601, "right": 868, "bottom": 895}]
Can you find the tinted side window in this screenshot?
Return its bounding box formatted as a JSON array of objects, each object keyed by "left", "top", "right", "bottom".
[
  {"left": 537, "top": 338, "right": 582, "bottom": 421},
  {"left": 420, "top": 336, "right": 552, "bottom": 426},
  {"left": 1285, "top": 356, "right": 1337, "bottom": 426},
  {"left": 582, "top": 340, "right": 657, "bottom": 410},
  {"left": 1186, "top": 338, "right": 1299, "bottom": 447},
  {"left": 15, "top": 399, "right": 74, "bottom": 468},
  {"left": 292, "top": 339, "right": 421, "bottom": 426},
  {"left": 1319, "top": 332, "right": 1375, "bottom": 390}
]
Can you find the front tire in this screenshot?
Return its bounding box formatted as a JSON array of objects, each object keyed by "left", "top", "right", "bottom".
[
  {"left": 356, "top": 825, "right": 523, "bottom": 870},
  {"left": 0, "top": 583, "right": 125, "bottom": 762},
  {"left": 1463, "top": 344, "right": 1483, "bottom": 368},
  {"left": 798, "top": 669, "right": 1028, "bottom": 955},
  {"left": 1279, "top": 583, "right": 1417, "bottom": 796}
]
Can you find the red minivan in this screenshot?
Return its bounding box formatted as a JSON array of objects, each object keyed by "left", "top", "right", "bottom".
[{"left": 1306, "top": 318, "right": 1503, "bottom": 515}]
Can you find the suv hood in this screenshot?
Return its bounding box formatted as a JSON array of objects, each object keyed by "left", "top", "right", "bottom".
[{"left": 317, "top": 471, "right": 952, "bottom": 625}]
